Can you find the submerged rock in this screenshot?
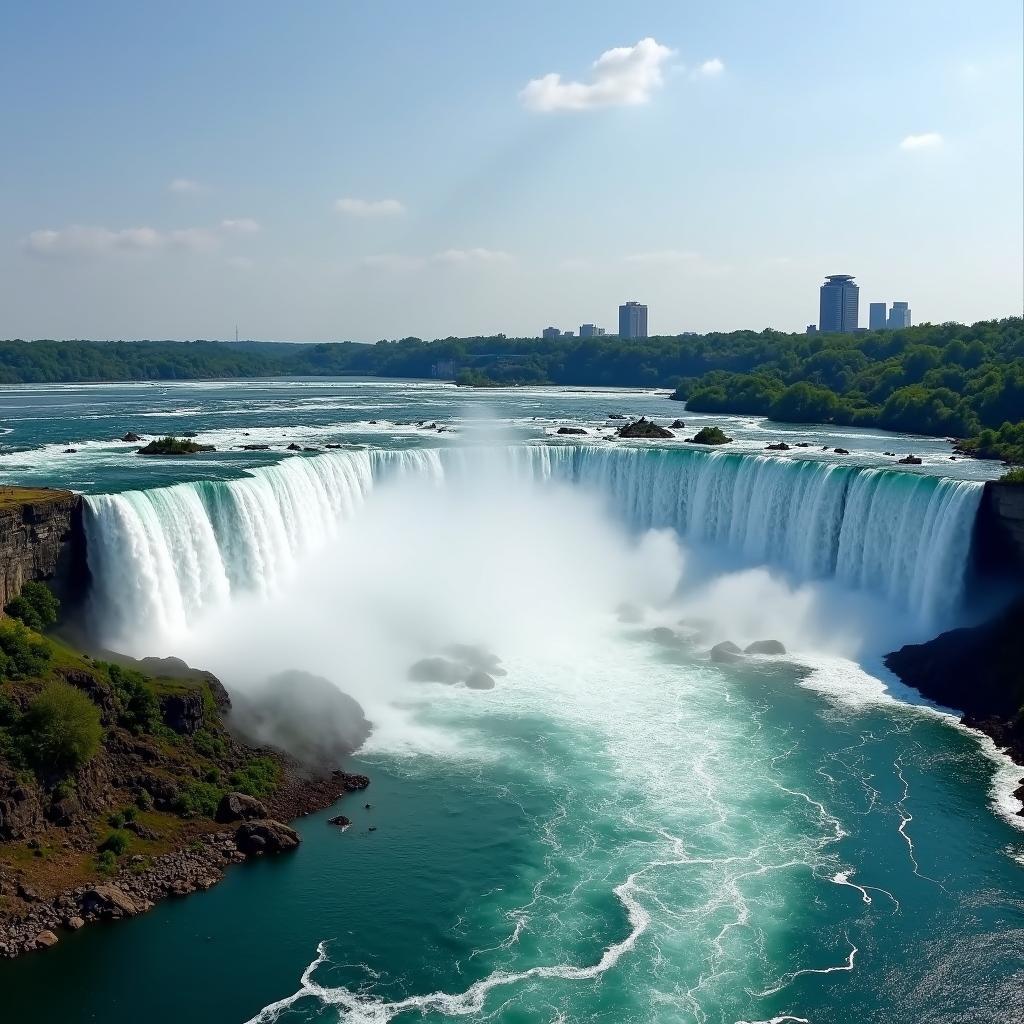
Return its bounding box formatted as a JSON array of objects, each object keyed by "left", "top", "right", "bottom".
[
  {"left": 745, "top": 640, "right": 787, "bottom": 656},
  {"left": 121, "top": 432, "right": 142, "bottom": 442},
  {"left": 327, "top": 814, "right": 351, "bottom": 828},
  {"left": 556, "top": 426, "right": 587, "bottom": 435},
  {"left": 898, "top": 454, "right": 922, "bottom": 465},
  {"left": 833, "top": 447, "right": 850, "bottom": 455},
  {"left": 766, "top": 442, "right": 791, "bottom": 451},
  {"left": 710, "top": 641, "right": 744, "bottom": 664}
]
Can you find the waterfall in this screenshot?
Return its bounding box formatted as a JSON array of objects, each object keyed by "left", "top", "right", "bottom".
[{"left": 84, "top": 444, "right": 983, "bottom": 640}]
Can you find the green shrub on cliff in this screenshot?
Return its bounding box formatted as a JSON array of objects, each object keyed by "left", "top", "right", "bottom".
[
  {"left": 0, "top": 619, "right": 52, "bottom": 681},
  {"left": 173, "top": 779, "right": 223, "bottom": 818},
  {"left": 999, "top": 467, "right": 1024, "bottom": 484},
  {"left": 229, "top": 756, "right": 281, "bottom": 799},
  {"left": 5, "top": 582, "right": 60, "bottom": 633},
  {"left": 22, "top": 681, "right": 102, "bottom": 771},
  {"left": 107, "top": 664, "right": 160, "bottom": 733}
]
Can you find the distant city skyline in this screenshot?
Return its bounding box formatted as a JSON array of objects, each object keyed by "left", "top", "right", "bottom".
[{"left": 0, "top": 3, "right": 1020, "bottom": 340}]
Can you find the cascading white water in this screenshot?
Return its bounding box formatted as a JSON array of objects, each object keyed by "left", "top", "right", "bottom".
[{"left": 83, "top": 444, "right": 984, "bottom": 642}]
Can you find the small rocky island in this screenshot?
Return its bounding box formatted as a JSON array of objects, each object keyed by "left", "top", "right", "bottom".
[{"left": 137, "top": 436, "right": 215, "bottom": 456}]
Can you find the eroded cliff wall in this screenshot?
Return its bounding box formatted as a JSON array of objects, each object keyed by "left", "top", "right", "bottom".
[{"left": 0, "top": 488, "right": 85, "bottom": 607}]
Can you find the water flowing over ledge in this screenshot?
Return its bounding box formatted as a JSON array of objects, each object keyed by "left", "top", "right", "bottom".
[{"left": 83, "top": 444, "right": 983, "bottom": 641}]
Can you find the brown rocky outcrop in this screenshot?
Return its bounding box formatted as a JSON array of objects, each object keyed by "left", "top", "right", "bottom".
[
  {"left": 0, "top": 488, "right": 84, "bottom": 608},
  {"left": 234, "top": 819, "right": 301, "bottom": 855}
]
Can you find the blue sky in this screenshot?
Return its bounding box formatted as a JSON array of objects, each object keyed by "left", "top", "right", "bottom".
[{"left": 1, "top": 1, "right": 1021, "bottom": 340}]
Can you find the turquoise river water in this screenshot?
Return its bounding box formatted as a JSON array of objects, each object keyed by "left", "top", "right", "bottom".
[{"left": 0, "top": 380, "right": 1020, "bottom": 1024}]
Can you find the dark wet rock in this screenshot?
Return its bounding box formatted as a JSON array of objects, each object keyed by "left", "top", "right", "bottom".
[
  {"left": 556, "top": 426, "right": 587, "bottom": 435},
  {"left": 230, "top": 671, "right": 372, "bottom": 769},
  {"left": 303, "top": 447, "right": 319, "bottom": 452},
  {"left": 286, "top": 442, "right": 302, "bottom": 451},
  {"left": 215, "top": 793, "right": 269, "bottom": 824},
  {"left": 159, "top": 692, "right": 205, "bottom": 735},
  {"left": 368, "top": 825, "right": 377, "bottom": 832},
  {"left": 182, "top": 431, "right": 199, "bottom": 438},
  {"left": 670, "top": 419, "right": 686, "bottom": 429},
  {"left": 62, "top": 448, "right": 77, "bottom": 454},
  {"left": 745, "top": 640, "right": 787, "bottom": 656},
  {"left": 648, "top": 626, "right": 677, "bottom": 645},
  {"left": 898, "top": 454, "right": 922, "bottom": 465},
  {"left": 794, "top": 442, "right": 812, "bottom": 447},
  {"left": 234, "top": 820, "right": 300, "bottom": 856},
  {"left": 465, "top": 670, "right": 496, "bottom": 690},
  {"left": 766, "top": 442, "right": 791, "bottom": 451},
  {"left": 608, "top": 413, "right": 627, "bottom": 419},
  {"left": 240, "top": 444, "right": 270, "bottom": 450},
  {"left": 617, "top": 417, "right": 674, "bottom": 439},
  {"left": 326, "top": 443, "right": 343, "bottom": 448},
  {"left": 883, "top": 451, "right": 896, "bottom": 456},
  {"left": 408, "top": 656, "right": 466, "bottom": 685},
  {"left": 327, "top": 814, "right": 351, "bottom": 828},
  {"left": 710, "top": 641, "right": 744, "bottom": 664},
  {"left": 833, "top": 448, "right": 850, "bottom": 455},
  {"left": 443, "top": 644, "right": 504, "bottom": 674},
  {"left": 121, "top": 432, "right": 142, "bottom": 443}
]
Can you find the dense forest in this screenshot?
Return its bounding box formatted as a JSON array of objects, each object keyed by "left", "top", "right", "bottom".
[{"left": 2, "top": 318, "right": 1022, "bottom": 461}]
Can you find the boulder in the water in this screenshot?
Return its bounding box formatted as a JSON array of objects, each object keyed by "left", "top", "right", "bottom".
[
  {"left": 710, "top": 641, "right": 744, "bottom": 664},
  {"left": 235, "top": 820, "right": 300, "bottom": 855},
  {"left": 327, "top": 814, "right": 351, "bottom": 828},
  {"left": 286, "top": 442, "right": 302, "bottom": 451},
  {"left": 408, "top": 657, "right": 466, "bottom": 685},
  {"left": 670, "top": 419, "right": 686, "bottom": 429},
  {"left": 465, "top": 670, "right": 496, "bottom": 690},
  {"left": 617, "top": 417, "right": 674, "bottom": 439},
  {"left": 648, "top": 626, "right": 677, "bottom": 645},
  {"left": 898, "top": 454, "right": 922, "bottom": 465},
  {"left": 766, "top": 442, "right": 791, "bottom": 451},
  {"left": 215, "top": 792, "right": 269, "bottom": 824},
  {"left": 744, "top": 640, "right": 787, "bottom": 656},
  {"left": 833, "top": 447, "right": 850, "bottom": 455},
  {"left": 556, "top": 426, "right": 587, "bottom": 435},
  {"left": 121, "top": 432, "right": 142, "bottom": 442}
]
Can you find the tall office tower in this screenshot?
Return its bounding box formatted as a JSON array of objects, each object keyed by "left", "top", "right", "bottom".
[
  {"left": 869, "top": 302, "right": 888, "bottom": 330},
  {"left": 541, "top": 326, "right": 562, "bottom": 340},
  {"left": 618, "top": 301, "right": 648, "bottom": 339},
  {"left": 818, "top": 275, "right": 860, "bottom": 333},
  {"left": 888, "top": 301, "right": 912, "bottom": 329},
  {"left": 579, "top": 323, "right": 600, "bottom": 338}
]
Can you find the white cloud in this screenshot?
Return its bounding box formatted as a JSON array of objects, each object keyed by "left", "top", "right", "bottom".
[
  {"left": 24, "top": 219, "right": 258, "bottom": 258},
  {"left": 168, "top": 177, "right": 206, "bottom": 195},
  {"left": 359, "top": 253, "right": 425, "bottom": 272},
  {"left": 693, "top": 57, "right": 725, "bottom": 78},
  {"left": 334, "top": 197, "right": 405, "bottom": 217},
  {"left": 432, "top": 248, "right": 512, "bottom": 265},
  {"left": 520, "top": 37, "right": 675, "bottom": 112},
  {"left": 900, "top": 132, "right": 943, "bottom": 150},
  {"left": 220, "top": 217, "right": 261, "bottom": 234},
  {"left": 625, "top": 249, "right": 702, "bottom": 265}
]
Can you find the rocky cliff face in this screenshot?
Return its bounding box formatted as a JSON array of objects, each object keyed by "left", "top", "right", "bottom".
[
  {"left": 0, "top": 488, "right": 85, "bottom": 608},
  {"left": 975, "top": 482, "right": 1024, "bottom": 577}
]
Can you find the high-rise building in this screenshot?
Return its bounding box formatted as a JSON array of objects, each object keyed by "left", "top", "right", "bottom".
[
  {"left": 579, "top": 323, "right": 606, "bottom": 338},
  {"left": 806, "top": 324, "right": 818, "bottom": 334},
  {"left": 818, "top": 275, "right": 859, "bottom": 333},
  {"left": 888, "top": 301, "right": 912, "bottom": 329},
  {"left": 869, "top": 302, "right": 887, "bottom": 331},
  {"left": 618, "top": 301, "right": 648, "bottom": 339}
]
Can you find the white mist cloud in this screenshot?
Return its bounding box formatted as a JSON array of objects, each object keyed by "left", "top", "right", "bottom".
[
  {"left": 168, "top": 177, "right": 206, "bottom": 194},
  {"left": 900, "top": 132, "right": 943, "bottom": 150},
  {"left": 24, "top": 219, "right": 260, "bottom": 259},
  {"left": 521, "top": 37, "right": 675, "bottom": 112},
  {"left": 693, "top": 57, "right": 725, "bottom": 77},
  {"left": 432, "top": 248, "right": 512, "bottom": 265},
  {"left": 334, "top": 197, "right": 406, "bottom": 216}
]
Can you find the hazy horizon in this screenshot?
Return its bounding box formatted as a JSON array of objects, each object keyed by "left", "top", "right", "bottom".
[{"left": 1, "top": 1, "right": 1021, "bottom": 341}]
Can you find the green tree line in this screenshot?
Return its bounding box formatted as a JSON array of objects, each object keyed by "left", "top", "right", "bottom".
[{"left": 2, "top": 318, "right": 1021, "bottom": 460}]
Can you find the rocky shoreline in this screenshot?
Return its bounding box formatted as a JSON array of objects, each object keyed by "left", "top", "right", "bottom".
[
  {"left": 0, "top": 766, "right": 369, "bottom": 958},
  {"left": 885, "top": 596, "right": 1024, "bottom": 814}
]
